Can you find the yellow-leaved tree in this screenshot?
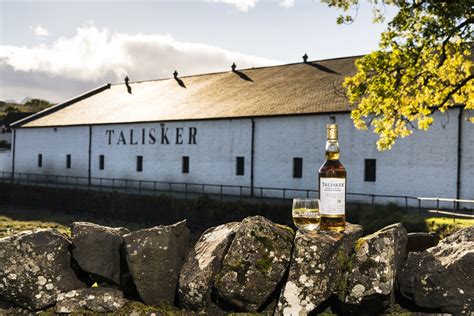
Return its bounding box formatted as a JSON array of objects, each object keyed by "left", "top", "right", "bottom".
[{"left": 323, "top": 0, "right": 473, "bottom": 150}]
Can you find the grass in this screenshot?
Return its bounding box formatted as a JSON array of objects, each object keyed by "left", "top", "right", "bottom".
[
  {"left": 0, "top": 205, "right": 152, "bottom": 239},
  {"left": 0, "top": 205, "right": 203, "bottom": 242},
  {"left": 425, "top": 217, "right": 474, "bottom": 238},
  {"left": 0, "top": 215, "right": 70, "bottom": 238},
  {"left": 347, "top": 203, "right": 473, "bottom": 237}
]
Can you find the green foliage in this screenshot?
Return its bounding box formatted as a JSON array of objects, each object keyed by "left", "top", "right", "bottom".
[
  {"left": 5, "top": 106, "right": 20, "bottom": 113},
  {"left": 322, "top": 0, "right": 473, "bottom": 150},
  {"left": 24, "top": 98, "right": 52, "bottom": 109},
  {"left": 0, "top": 99, "right": 53, "bottom": 120}
]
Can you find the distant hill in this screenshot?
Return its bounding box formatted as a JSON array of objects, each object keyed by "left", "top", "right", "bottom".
[
  {"left": 0, "top": 98, "right": 54, "bottom": 121},
  {"left": 20, "top": 96, "right": 32, "bottom": 104}
]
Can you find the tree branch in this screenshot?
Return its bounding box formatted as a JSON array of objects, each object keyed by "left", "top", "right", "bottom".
[{"left": 436, "top": 74, "right": 474, "bottom": 108}]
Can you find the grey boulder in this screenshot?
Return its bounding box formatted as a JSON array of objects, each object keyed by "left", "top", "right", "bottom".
[
  {"left": 123, "top": 220, "right": 190, "bottom": 306},
  {"left": 0, "top": 229, "right": 85, "bottom": 311},
  {"left": 276, "top": 223, "right": 363, "bottom": 315},
  {"left": 72, "top": 222, "right": 130, "bottom": 284},
  {"left": 343, "top": 223, "right": 407, "bottom": 313},
  {"left": 398, "top": 225, "right": 474, "bottom": 314},
  {"left": 55, "top": 287, "right": 128, "bottom": 313},
  {"left": 214, "top": 216, "right": 294, "bottom": 312},
  {"left": 179, "top": 222, "right": 239, "bottom": 310}
]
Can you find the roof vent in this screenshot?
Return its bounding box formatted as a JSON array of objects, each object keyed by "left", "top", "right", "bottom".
[
  {"left": 173, "top": 70, "right": 178, "bottom": 78},
  {"left": 231, "top": 63, "right": 237, "bottom": 72},
  {"left": 303, "top": 53, "right": 308, "bottom": 63},
  {"left": 124, "top": 76, "right": 132, "bottom": 94}
]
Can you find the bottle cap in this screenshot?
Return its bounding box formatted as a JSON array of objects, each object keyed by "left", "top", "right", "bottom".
[{"left": 327, "top": 124, "right": 338, "bottom": 140}]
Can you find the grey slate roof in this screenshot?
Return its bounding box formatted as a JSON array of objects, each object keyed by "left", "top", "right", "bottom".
[{"left": 17, "top": 55, "right": 360, "bottom": 128}]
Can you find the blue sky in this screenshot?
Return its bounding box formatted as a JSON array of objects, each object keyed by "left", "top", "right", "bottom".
[{"left": 0, "top": 0, "right": 398, "bottom": 103}]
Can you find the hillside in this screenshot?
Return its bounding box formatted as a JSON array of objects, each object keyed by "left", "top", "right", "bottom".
[{"left": 0, "top": 99, "right": 54, "bottom": 121}]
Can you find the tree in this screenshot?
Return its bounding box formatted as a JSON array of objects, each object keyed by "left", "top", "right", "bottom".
[
  {"left": 323, "top": 0, "right": 473, "bottom": 150},
  {"left": 24, "top": 99, "right": 53, "bottom": 111}
]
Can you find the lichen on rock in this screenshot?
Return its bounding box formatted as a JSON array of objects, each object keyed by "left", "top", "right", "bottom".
[
  {"left": 398, "top": 225, "right": 473, "bottom": 314},
  {"left": 71, "top": 222, "right": 130, "bottom": 285},
  {"left": 0, "top": 229, "right": 86, "bottom": 311},
  {"left": 214, "top": 216, "right": 294, "bottom": 312},
  {"left": 55, "top": 287, "right": 128, "bottom": 313},
  {"left": 276, "top": 223, "right": 363, "bottom": 315},
  {"left": 178, "top": 222, "right": 240, "bottom": 310},
  {"left": 123, "top": 220, "right": 190, "bottom": 306},
  {"left": 342, "top": 223, "right": 407, "bottom": 314}
]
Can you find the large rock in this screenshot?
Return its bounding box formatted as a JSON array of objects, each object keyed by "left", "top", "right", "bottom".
[
  {"left": 0, "top": 229, "right": 86, "bottom": 311},
  {"left": 123, "top": 220, "right": 190, "bottom": 306},
  {"left": 179, "top": 222, "right": 239, "bottom": 310},
  {"left": 71, "top": 222, "right": 130, "bottom": 284},
  {"left": 55, "top": 288, "right": 128, "bottom": 313},
  {"left": 343, "top": 223, "right": 407, "bottom": 313},
  {"left": 214, "top": 216, "right": 294, "bottom": 312},
  {"left": 276, "top": 223, "right": 363, "bottom": 315},
  {"left": 398, "top": 225, "right": 474, "bottom": 314}
]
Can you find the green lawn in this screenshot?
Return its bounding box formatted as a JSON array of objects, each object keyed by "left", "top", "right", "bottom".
[
  {"left": 425, "top": 217, "right": 474, "bottom": 238},
  {"left": 0, "top": 215, "right": 70, "bottom": 238}
]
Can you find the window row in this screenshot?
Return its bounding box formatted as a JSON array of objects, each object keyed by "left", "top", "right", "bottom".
[
  {"left": 35, "top": 154, "right": 377, "bottom": 181},
  {"left": 292, "top": 158, "right": 376, "bottom": 181}
]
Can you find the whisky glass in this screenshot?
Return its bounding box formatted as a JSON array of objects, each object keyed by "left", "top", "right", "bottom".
[{"left": 292, "top": 198, "right": 320, "bottom": 233}]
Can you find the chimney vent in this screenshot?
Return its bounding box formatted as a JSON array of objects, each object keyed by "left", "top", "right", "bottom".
[
  {"left": 231, "top": 63, "right": 237, "bottom": 72},
  {"left": 303, "top": 53, "right": 308, "bottom": 63},
  {"left": 173, "top": 70, "right": 178, "bottom": 78},
  {"left": 124, "top": 76, "right": 132, "bottom": 94}
]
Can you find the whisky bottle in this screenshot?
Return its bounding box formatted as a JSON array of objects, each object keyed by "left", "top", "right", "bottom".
[{"left": 318, "top": 124, "right": 346, "bottom": 232}]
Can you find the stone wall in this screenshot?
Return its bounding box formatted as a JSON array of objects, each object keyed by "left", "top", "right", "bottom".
[{"left": 0, "top": 217, "right": 472, "bottom": 314}]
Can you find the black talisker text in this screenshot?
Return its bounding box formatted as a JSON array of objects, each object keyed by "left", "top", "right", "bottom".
[{"left": 105, "top": 126, "right": 197, "bottom": 145}]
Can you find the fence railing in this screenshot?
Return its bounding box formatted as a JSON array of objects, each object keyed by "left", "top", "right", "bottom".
[{"left": 0, "top": 171, "right": 473, "bottom": 214}]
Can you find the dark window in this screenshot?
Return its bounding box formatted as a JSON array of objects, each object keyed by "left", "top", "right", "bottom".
[
  {"left": 236, "top": 157, "right": 245, "bottom": 176},
  {"left": 66, "top": 154, "right": 71, "bottom": 169},
  {"left": 182, "top": 156, "right": 189, "bottom": 174},
  {"left": 136, "top": 156, "right": 143, "bottom": 172},
  {"left": 37, "top": 154, "right": 42, "bottom": 168},
  {"left": 293, "top": 157, "right": 303, "bottom": 178},
  {"left": 364, "top": 159, "right": 376, "bottom": 182},
  {"left": 99, "top": 155, "right": 105, "bottom": 170}
]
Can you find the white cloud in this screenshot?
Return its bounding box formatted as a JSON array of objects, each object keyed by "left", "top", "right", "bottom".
[
  {"left": 208, "top": 0, "right": 294, "bottom": 11},
  {"left": 207, "top": 0, "right": 257, "bottom": 12},
  {"left": 32, "top": 24, "right": 49, "bottom": 37},
  {"left": 0, "top": 25, "right": 280, "bottom": 102},
  {"left": 279, "top": 0, "right": 294, "bottom": 8}
]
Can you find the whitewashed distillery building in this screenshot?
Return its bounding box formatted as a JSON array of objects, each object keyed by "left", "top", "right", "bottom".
[{"left": 0, "top": 55, "right": 472, "bottom": 207}]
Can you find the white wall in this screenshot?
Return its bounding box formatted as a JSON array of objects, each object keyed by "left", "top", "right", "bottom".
[
  {"left": 10, "top": 109, "right": 473, "bottom": 205},
  {"left": 460, "top": 110, "right": 474, "bottom": 201},
  {"left": 253, "top": 110, "right": 469, "bottom": 204},
  {"left": 14, "top": 126, "right": 89, "bottom": 178},
  {"left": 0, "top": 132, "right": 12, "bottom": 144},
  {"left": 90, "top": 120, "right": 252, "bottom": 193},
  {"left": 0, "top": 151, "right": 11, "bottom": 174}
]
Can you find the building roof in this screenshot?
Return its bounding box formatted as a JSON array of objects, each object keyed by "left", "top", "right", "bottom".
[{"left": 16, "top": 55, "right": 360, "bottom": 128}]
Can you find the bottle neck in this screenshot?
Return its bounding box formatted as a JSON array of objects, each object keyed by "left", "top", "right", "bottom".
[{"left": 325, "top": 139, "right": 340, "bottom": 160}]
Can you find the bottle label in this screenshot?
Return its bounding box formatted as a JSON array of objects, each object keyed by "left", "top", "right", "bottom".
[{"left": 320, "top": 178, "right": 345, "bottom": 215}]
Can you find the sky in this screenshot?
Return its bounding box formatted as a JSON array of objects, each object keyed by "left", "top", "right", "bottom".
[{"left": 0, "top": 0, "right": 398, "bottom": 103}]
